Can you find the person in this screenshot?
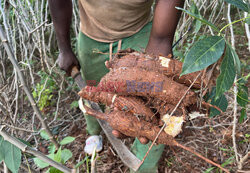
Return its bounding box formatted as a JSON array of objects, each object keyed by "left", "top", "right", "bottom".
[{"left": 48, "top": 0, "right": 184, "bottom": 172}]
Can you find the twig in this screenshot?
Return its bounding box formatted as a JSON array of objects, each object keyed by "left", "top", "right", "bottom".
[
  {"left": 0, "top": 25, "right": 59, "bottom": 149},
  {"left": 0, "top": 123, "right": 36, "bottom": 133},
  {"left": 238, "top": 152, "right": 249, "bottom": 170},
  {"left": 0, "top": 125, "right": 72, "bottom": 173}
]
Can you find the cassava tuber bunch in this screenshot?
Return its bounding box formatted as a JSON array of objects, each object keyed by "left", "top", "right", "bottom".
[
  {"left": 78, "top": 50, "right": 229, "bottom": 172},
  {"left": 79, "top": 50, "right": 213, "bottom": 143}
]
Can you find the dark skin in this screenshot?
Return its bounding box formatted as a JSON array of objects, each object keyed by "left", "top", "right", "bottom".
[{"left": 48, "top": 0, "right": 184, "bottom": 144}]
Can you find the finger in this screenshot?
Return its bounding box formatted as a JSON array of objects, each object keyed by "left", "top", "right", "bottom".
[
  {"left": 112, "top": 130, "right": 126, "bottom": 139},
  {"left": 138, "top": 137, "right": 149, "bottom": 144}
]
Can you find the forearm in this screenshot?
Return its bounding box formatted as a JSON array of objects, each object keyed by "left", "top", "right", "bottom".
[
  {"left": 146, "top": 0, "right": 184, "bottom": 56},
  {"left": 48, "top": 0, "right": 73, "bottom": 52}
]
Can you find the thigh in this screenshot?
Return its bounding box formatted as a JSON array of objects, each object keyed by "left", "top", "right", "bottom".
[{"left": 77, "top": 32, "right": 110, "bottom": 85}]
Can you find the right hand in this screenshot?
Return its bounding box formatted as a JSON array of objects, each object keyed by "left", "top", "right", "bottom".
[{"left": 58, "top": 50, "right": 80, "bottom": 75}]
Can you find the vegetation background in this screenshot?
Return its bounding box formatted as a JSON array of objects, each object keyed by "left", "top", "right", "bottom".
[{"left": 0, "top": 0, "right": 249, "bottom": 172}]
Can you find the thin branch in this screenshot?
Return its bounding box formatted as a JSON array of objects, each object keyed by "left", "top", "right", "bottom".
[{"left": 227, "top": 4, "right": 239, "bottom": 164}]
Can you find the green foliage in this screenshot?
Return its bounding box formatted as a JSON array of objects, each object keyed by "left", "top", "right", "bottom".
[
  {"left": 205, "top": 87, "right": 228, "bottom": 117},
  {"left": 179, "top": 1, "right": 249, "bottom": 120},
  {"left": 34, "top": 131, "right": 75, "bottom": 172},
  {"left": 70, "top": 100, "right": 79, "bottom": 109},
  {"left": 32, "top": 71, "right": 58, "bottom": 111},
  {"left": 181, "top": 36, "right": 225, "bottom": 76},
  {"left": 0, "top": 136, "right": 21, "bottom": 173},
  {"left": 176, "top": 7, "right": 220, "bottom": 32},
  {"left": 32, "top": 83, "right": 53, "bottom": 110},
  {"left": 215, "top": 44, "right": 236, "bottom": 99},
  {"left": 237, "top": 79, "right": 249, "bottom": 123},
  {"left": 190, "top": 2, "right": 202, "bottom": 33},
  {"left": 223, "top": 0, "right": 249, "bottom": 12},
  {"left": 59, "top": 137, "right": 75, "bottom": 145}
]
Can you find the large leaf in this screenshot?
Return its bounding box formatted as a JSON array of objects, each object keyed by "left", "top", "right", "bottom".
[
  {"left": 224, "top": 0, "right": 249, "bottom": 12},
  {"left": 0, "top": 136, "right": 4, "bottom": 161},
  {"left": 176, "top": 7, "right": 220, "bottom": 32},
  {"left": 216, "top": 45, "right": 236, "bottom": 99},
  {"left": 181, "top": 36, "right": 225, "bottom": 75},
  {"left": 2, "top": 141, "right": 21, "bottom": 173}
]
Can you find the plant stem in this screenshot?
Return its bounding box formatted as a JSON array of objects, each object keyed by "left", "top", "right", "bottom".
[{"left": 219, "top": 17, "right": 250, "bottom": 35}]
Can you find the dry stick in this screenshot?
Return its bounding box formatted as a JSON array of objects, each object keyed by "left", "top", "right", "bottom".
[
  {"left": 238, "top": 152, "right": 250, "bottom": 170},
  {"left": 0, "top": 125, "right": 72, "bottom": 173},
  {"left": 227, "top": 4, "right": 240, "bottom": 165},
  {"left": 0, "top": 25, "right": 59, "bottom": 149},
  {"left": 137, "top": 72, "right": 230, "bottom": 173}
]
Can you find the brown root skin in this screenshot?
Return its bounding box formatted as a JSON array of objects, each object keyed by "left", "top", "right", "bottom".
[
  {"left": 78, "top": 89, "right": 155, "bottom": 121},
  {"left": 96, "top": 67, "right": 197, "bottom": 107},
  {"left": 83, "top": 105, "right": 177, "bottom": 146},
  {"left": 84, "top": 106, "right": 229, "bottom": 173},
  {"left": 107, "top": 51, "right": 205, "bottom": 89}
]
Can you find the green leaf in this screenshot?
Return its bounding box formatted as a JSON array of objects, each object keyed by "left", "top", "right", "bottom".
[
  {"left": 176, "top": 7, "right": 220, "bottom": 32},
  {"left": 204, "top": 167, "right": 215, "bottom": 173},
  {"left": 70, "top": 101, "right": 79, "bottom": 109},
  {"left": 61, "top": 149, "right": 73, "bottom": 163},
  {"left": 237, "top": 85, "right": 248, "bottom": 107},
  {"left": 40, "top": 130, "right": 50, "bottom": 140},
  {"left": 54, "top": 147, "right": 62, "bottom": 163},
  {"left": 228, "top": 44, "right": 241, "bottom": 75},
  {"left": 207, "top": 88, "right": 228, "bottom": 117},
  {"left": 2, "top": 141, "right": 21, "bottom": 173},
  {"left": 224, "top": 0, "right": 249, "bottom": 12},
  {"left": 190, "top": 3, "right": 202, "bottom": 33},
  {"left": 34, "top": 153, "right": 54, "bottom": 168},
  {"left": 221, "top": 156, "right": 234, "bottom": 168},
  {"left": 60, "top": 136, "right": 75, "bottom": 145},
  {"left": 239, "top": 109, "right": 246, "bottom": 123},
  {"left": 48, "top": 144, "right": 56, "bottom": 154},
  {"left": 48, "top": 167, "right": 63, "bottom": 173},
  {"left": 0, "top": 136, "right": 4, "bottom": 161},
  {"left": 216, "top": 45, "right": 236, "bottom": 99},
  {"left": 210, "top": 93, "right": 228, "bottom": 117},
  {"left": 34, "top": 158, "right": 50, "bottom": 168},
  {"left": 181, "top": 36, "right": 225, "bottom": 75}
]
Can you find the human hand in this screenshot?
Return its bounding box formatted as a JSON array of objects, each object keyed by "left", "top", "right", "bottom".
[
  {"left": 58, "top": 50, "right": 80, "bottom": 75},
  {"left": 112, "top": 130, "right": 149, "bottom": 145}
]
